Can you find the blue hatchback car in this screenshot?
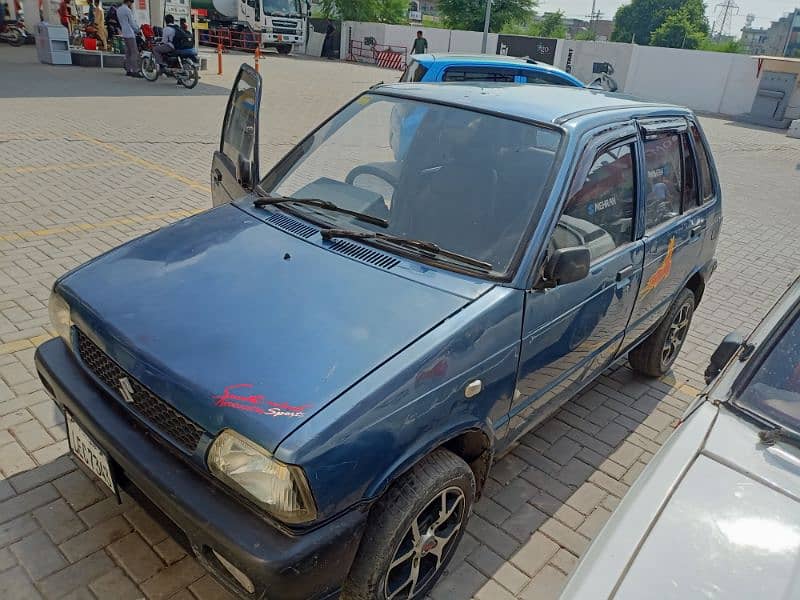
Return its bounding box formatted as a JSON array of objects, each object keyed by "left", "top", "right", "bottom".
[
  {"left": 400, "top": 53, "right": 584, "bottom": 87},
  {"left": 36, "top": 67, "right": 720, "bottom": 600}
]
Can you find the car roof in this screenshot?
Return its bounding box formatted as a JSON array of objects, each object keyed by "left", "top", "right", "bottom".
[
  {"left": 411, "top": 53, "right": 573, "bottom": 74},
  {"left": 372, "top": 82, "right": 689, "bottom": 126}
]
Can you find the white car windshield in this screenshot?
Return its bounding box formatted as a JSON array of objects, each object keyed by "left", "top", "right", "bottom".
[
  {"left": 736, "top": 310, "right": 800, "bottom": 433},
  {"left": 262, "top": 94, "right": 562, "bottom": 275}
]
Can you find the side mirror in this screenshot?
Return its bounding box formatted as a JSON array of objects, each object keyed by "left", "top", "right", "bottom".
[
  {"left": 704, "top": 332, "right": 744, "bottom": 383},
  {"left": 542, "top": 247, "right": 590, "bottom": 288}
]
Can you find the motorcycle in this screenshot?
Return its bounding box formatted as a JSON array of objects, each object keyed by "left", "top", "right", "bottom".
[
  {"left": 0, "top": 21, "right": 27, "bottom": 46},
  {"left": 139, "top": 35, "right": 200, "bottom": 89}
]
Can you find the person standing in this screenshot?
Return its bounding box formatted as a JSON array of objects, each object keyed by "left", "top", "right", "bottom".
[
  {"left": 411, "top": 29, "right": 427, "bottom": 54},
  {"left": 322, "top": 18, "right": 335, "bottom": 59},
  {"left": 117, "top": 0, "right": 141, "bottom": 77},
  {"left": 93, "top": 0, "right": 107, "bottom": 49}
]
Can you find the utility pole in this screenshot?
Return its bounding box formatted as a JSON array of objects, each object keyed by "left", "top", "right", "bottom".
[
  {"left": 712, "top": 0, "right": 739, "bottom": 40},
  {"left": 481, "top": 0, "right": 492, "bottom": 53}
]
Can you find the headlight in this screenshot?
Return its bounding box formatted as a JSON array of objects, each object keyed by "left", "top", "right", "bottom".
[
  {"left": 208, "top": 430, "right": 317, "bottom": 524},
  {"left": 48, "top": 291, "right": 73, "bottom": 346}
]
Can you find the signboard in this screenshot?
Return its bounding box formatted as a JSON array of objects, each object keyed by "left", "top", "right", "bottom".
[
  {"left": 191, "top": 8, "right": 208, "bottom": 16},
  {"left": 496, "top": 35, "right": 558, "bottom": 65},
  {"left": 194, "top": 21, "right": 208, "bottom": 29}
]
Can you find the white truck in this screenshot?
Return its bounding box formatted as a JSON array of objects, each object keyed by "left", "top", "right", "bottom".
[{"left": 172, "top": 0, "right": 309, "bottom": 54}]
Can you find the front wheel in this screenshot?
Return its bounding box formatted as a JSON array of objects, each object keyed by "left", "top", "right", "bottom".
[
  {"left": 343, "top": 449, "right": 475, "bottom": 600},
  {"left": 8, "top": 28, "right": 24, "bottom": 46},
  {"left": 276, "top": 44, "right": 291, "bottom": 55},
  {"left": 141, "top": 55, "right": 159, "bottom": 81},
  {"left": 178, "top": 63, "right": 199, "bottom": 89}
]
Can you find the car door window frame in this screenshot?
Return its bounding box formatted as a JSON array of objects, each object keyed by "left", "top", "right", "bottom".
[
  {"left": 219, "top": 64, "right": 261, "bottom": 189},
  {"left": 638, "top": 117, "right": 691, "bottom": 235},
  {"left": 686, "top": 118, "right": 719, "bottom": 204}
]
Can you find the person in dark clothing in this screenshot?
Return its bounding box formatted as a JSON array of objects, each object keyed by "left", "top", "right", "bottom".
[
  {"left": 322, "top": 18, "right": 335, "bottom": 59},
  {"left": 411, "top": 29, "right": 427, "bottom": 54}
]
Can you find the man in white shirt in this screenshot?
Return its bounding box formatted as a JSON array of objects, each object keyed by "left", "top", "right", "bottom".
[
  {"left": 153, "top": 13, "right": 176, "bottom": 70},
  {"left": 116, "top": 0, "right": 141, "bottom": 77}
]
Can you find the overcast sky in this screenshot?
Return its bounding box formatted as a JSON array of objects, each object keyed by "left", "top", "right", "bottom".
[{"left": 539, "top": 0, "right": 798, "bottom": 33}]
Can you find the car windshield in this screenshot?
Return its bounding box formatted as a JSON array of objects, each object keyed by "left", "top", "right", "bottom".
[
  {"left": 262, "top": 94, "right": 562, "bottom": 275},
  {"left": 263, "top": 0, "right": 301, "bottom": 16},
  {"left": 736, "top": 309, "right": 800, "bottom": 433}
]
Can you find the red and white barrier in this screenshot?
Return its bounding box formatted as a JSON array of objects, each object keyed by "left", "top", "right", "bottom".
[
  {"left": 376, "top": 49, "right": 405, "bottom": 70},
  {"left": 348, "top": 39, "right": 408, "bottom": 71}
]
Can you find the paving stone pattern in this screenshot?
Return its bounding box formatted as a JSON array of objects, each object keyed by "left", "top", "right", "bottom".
[{"left": 1, "top": 45, "right": 799, "bottom": 600}]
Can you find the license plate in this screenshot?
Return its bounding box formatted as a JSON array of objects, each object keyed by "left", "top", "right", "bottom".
[{"left": 66, "top": 412, "right": 117, "bottom": 494}]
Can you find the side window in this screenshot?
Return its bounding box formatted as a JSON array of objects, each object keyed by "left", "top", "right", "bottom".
[
  {"left": 554, "top": 143, "right": 636, "bottom": 262},
  {"left": 680, "top": 133, "right": 699, "bottom": 210},
  {"left": 522, "top": 71, "right": 573, "bottom": 86},
  {"left": 690, "top": 125, "right": 715, "bottom": 202},
  {"left": 643, "top": 134, "right": 682, "bottom": 230},
  {"left": 400, "top": 60, "right": 428, "bottom": 82},
  {"left": 442, "top": 67, "right": 516, "bottom": 82}
]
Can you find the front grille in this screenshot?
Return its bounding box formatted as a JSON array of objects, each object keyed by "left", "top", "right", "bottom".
[
  {"left": 274, "top": 27, "right": 297, "bottom": 35},
  {"left": 271, "top": 19, "right": 297, "bottom": 28},
  {"left": 76, "top": 329, "right": 205, "bottom": 453}
]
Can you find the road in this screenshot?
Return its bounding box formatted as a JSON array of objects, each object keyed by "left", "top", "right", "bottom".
[{"left": 1, "top": 44, "right": 799, "bottom": 600}]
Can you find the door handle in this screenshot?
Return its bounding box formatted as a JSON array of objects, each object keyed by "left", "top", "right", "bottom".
[
  {"left": 212, "top": 169, "right": 222, "bottom": 184},
  {"left": 690, "top": 221, "right": 707, "bottom": 238},
  {"left": 616, "top": 264, "right": 635, "bottom": 282}
]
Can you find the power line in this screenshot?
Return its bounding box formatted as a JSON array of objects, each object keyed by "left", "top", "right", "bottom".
[{"left": 711, "top": 0, "right": 739, "bottom": 39}]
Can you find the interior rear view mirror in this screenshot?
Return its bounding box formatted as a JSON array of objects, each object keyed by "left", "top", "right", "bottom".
[{"left": 704, "top": 331, "right": 744, "bottom": 383}]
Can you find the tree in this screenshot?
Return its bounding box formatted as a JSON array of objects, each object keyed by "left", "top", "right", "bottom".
[
  {"left": 611, "top": 0, "right": 707, "bottom": 46},
  {"left": 650, "top": 8, "right": 706, "bottom": 48},
  {"left": 699, "top": 38, "right": 743, "bottom": 52},
  {"left": 500, "top": 9, "right": 565, "bottom": 38},
  {"left": 575, "top": 28, "right": 598, "bottom": 40},
  {"left": 439, "top": 0, "right": 537, "bottom": 32},
  {"left": 320, "top": 0, "right": 407, "bottom": 23}
]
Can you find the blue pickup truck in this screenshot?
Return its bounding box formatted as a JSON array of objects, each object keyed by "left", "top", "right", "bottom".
[{"left": 36, "top": 67, "right": 721, "bottom": 599}]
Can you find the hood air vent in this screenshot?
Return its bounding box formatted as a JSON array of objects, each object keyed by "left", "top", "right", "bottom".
[
  {"left": 328, "top": 239, "right": 400, "bottom": 270},
  {"left": 266, "top": 212, "right": 317, "bottom": 239}
]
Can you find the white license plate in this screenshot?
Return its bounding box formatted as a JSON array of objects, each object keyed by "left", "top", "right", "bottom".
[{"left": 66, "top": 412, "right": 116, "bottom": 494}]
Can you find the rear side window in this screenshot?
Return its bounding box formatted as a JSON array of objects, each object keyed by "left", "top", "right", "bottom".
[
  {"left": 557, "top": 143, "right": 636, "bottom": 261},
  {"left": 522, "top": 71, "right": 573, "bottom": 86},
  {"left": 443, "top": 67, "right": 516, "bottom": 82},
  {"left": 400, "top": 60, "right": 428, "bottom": 82},
  {"left": 680, "top": 134, "right": 699, "bottom": 209},
  {"left": 690, "top": 125, "right": 715, "bottom": 202},
  {"left": 644, "top": 134, "right": 682, "bottom": 230}
]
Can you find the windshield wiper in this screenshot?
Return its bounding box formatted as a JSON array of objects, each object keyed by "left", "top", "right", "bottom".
[
  {"left": 321, "top": 228, "right": 493, "bottom": 272},
  {"left": 253, "top": 185, "right": 388, "bottom": 228},
  {"left": 758, "top": 425, "right": 800, "bottom": 449}
]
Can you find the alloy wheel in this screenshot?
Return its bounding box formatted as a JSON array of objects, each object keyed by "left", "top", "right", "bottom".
[
  {"left": 384, "top": 486, "right": 465, "bottom": 599},
  {"left": 661, "top": 300, "right": 692, "bottom": 368}
]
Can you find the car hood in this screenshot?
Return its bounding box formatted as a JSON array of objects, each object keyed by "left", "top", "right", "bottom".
[
  {"left": 59, "top": 204, "right": 475, "bottom": 453},
  {"left": 611, "top": 409, "right": 800, "bottom": 599}
]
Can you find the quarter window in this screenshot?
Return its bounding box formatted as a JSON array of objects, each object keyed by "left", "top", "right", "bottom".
[
  {"left": 681, "top": 134, "right": 699, "bottom": 210},
  {"left": 690, "top": 125, "right": 715, "bottom": 202},
  {"left": 554, "top": 143, "right": 636, "bottom": 262},
  {"left": 644, "top": 134, "right": 682, "bottom": 230},
  {"left": 443, "top": 67, "right": 516, "bottom": 82},
  {"left": 400, "top": 60, "right": 428, "bottom": 82}
]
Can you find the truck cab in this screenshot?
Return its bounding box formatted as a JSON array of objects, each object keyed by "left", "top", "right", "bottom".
[{"left": 260, "top": 0, "right": 308, "bottom": 54}]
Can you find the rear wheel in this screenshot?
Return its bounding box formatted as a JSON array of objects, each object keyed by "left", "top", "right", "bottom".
[
  {"left": 344, "top": 449, "right": 474, "bottom": 599},
  {"left": 629, "top": 288, "right": 695, "bottom": 377},
  {"left": 178, "top": 63, "right": 199, "bottom": 89},
  {"left": 276, "top": 44, "right": 291, "bottom": 55},
  {"left": 141, "top": 55, "right": 159, "bottom": 81}
]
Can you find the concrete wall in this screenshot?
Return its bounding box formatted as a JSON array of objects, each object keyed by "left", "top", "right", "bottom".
[{"left": 554, "top": 40, "right": 635, "bottom": 89}]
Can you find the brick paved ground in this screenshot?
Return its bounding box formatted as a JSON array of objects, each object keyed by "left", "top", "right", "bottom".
[{"left": 1, "top": 44, "right": 799, "bottom": 600}]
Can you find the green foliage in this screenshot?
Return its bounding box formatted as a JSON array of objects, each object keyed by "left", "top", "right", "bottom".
[
  {"left": 650, "top": 8, "right": 705, "bottom": 48},
  {"left": 439, "top": 0, "right": 537, "bottom": 32},
  {"left": 612, "top": 0, "right": 707, "bottom": 46},
  {"left": 320, "top": 0, "right": 408, "bottom": 23},
  {"left": 500, "top": 9, "right": 565, "bottom": 38},
  {"left": 699, "top": 37, "right": 743, "bottom": 52},
  {"left": 575, "top": 28, "right": 597, "bottom": 40}
]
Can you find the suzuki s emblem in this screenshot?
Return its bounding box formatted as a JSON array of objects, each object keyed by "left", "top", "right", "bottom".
[{"left": 119, "top": 377, "right": 135, "bottom": 404}]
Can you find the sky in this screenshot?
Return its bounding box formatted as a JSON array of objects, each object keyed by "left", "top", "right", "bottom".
[{"left": 538, "top": 0, "right": 798, "bottom": 34}]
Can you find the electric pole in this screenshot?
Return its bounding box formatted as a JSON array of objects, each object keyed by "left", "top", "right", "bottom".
[
  {"left": 712, "top": 0, "right": 739, "bottom": 40},
  {"left": 481, "top": 0, "right": 492, "bottom": 53}
]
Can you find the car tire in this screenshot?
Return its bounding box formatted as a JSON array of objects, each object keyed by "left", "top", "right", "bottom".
[
  {"left": 343, "top": 448, "right": 475, "bottom": 600},
  {"left": 629, "top": 287, "right": 696, "bottom": 377}
]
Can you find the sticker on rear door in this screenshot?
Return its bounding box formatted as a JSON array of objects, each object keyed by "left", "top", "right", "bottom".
[{"left": 213, "top": 384, "right": 310, "bottom": 418}]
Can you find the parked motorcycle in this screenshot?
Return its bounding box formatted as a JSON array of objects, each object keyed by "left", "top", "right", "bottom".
[
  {"left": 0, "top": 21, "right": 27, "bottom": 46},
  {"left": 138, "top": 33, "right": 199, "bottom": 89}
]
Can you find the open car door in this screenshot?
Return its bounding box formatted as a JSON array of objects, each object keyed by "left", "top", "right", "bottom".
[{"left": 211, "top": 64, "right": 262, "bottom": 207}]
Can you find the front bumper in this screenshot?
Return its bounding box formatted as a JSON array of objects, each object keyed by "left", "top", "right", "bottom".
[{"left": 35, "top": 337, "right": 367, "bottom": 600}]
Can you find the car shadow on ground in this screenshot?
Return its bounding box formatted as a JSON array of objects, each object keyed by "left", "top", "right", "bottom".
[{"left": 429, "top": 363, "right": 695, "bottom": 599}]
